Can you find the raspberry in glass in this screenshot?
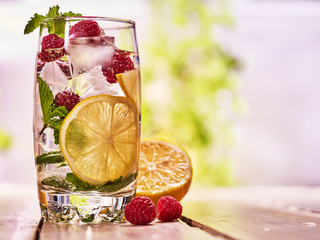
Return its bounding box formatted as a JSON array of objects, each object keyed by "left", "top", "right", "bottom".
[
  {"left": 56, "top": 60, "right": 72, "bottom": 79},
  {"left": 69, "top": 20, "right": 101, "bottom": 37},
  {"left": 157, "top": 196, "right": 182, "bottom": 222},
  {"left": 54, "top": 89, "right": 82, "bottom": 111},
  {"left": 38, "top": 34, "right": 65, "bottom": 62},
  {"left": 102, "top": 49, "right": 135, "bottom": 83},
  {"left": 124, "top": 197, "right": 157, "bottom": 225}
]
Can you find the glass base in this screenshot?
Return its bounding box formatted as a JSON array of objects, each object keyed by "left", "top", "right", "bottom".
[{"left": 39, "top": 190, "right": 135, "bottom": 223}]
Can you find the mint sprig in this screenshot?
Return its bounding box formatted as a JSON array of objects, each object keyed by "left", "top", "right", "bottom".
[
  {"left": 24, "top": 5, "right": 82, "bottom": 36},
  {"left": 38, "top": 76, "right": 69, "bottom": 141},
  {"left": 38, "top": 76, "right": 54, "bottom": 124},
  {"left": 36, "top": 151, "right": 65, "bottom": 165},
  {"left": 66, "top": 173, "right": 137, "bottom": 192}
]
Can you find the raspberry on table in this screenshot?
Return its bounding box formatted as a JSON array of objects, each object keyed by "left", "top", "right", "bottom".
[
  {"left": 124, "top": 197, "right": 157, "bottom": 225},
  {"left": 38, "top": 34, "right": 65, "bottom": 62},
  {"left": 69, "top": 20, "right": 101, "bottom": 37},
  {"left": 54, "top": 89, "right": 82, "bottom": 111},
  {"left": 102, "top": 49, "right": 135, "bottom": 83},
  {"left": 157, "top": 196, "right": 182, "bottom": 222}
]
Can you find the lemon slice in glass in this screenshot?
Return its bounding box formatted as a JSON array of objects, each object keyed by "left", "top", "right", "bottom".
[
  {"left": 116, "top": 69, "right": 141, "bottom": 113},
  {"left": 59, "top": 95, "right": 139, "bottom": 185}
]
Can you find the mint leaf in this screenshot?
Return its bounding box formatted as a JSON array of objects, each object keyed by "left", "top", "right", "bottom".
[
  {"left": 62, "top": 11, "right": 82, "bottom": 17},
  {"left": 37, "top": 80, "right": 69, "bottom": 139},
  {"left": 24, "top": 5, "right": 82, "bottom": 36},
  {"left": 48, "top": 118, "right": 64, "bottom": 145},
  {"left": 46, "top": 5, "right": 60, "bottom": 18},
  {"left": 52, "top": 106, "right": 69, "bottom": 118},
  {"left": 66, "top": 173, "right": 97, "bottom": 190},
  {"left": 53, "top": 129, "right": 60, "bottom": 145},
  {"left": 38, "top": 76, "right": 54, "bottom": 124},
  {"left": 41, "top": 176, "right": 72, "bottom": 189},
  {"left": 48, "top": 118, "right": 64, "bottom": 130},
  {"left": 66, "top": 173, "right": 137, "bottom": 192},
  {"left": 47, "top": 17, "right": 66, "bottom": 37},
  {"left": 24, "top": 13, "right": 46, "bottom": 35},
  {"left": 48, "top": 107, "right": 68, "bottom": 144},
  {"left": 36, "top": 151, "right": 65, "bottom": 165}
]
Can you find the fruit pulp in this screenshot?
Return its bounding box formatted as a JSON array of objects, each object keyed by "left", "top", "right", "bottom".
[{"left": 33, "top": 17, "right": 141, "bottom": 223}]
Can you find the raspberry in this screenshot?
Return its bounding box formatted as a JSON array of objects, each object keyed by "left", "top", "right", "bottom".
[
  {"left": 102, "top": 49, "right": 135, "bottom": 83},
  {"left": 37, "top": 61, "right": 45, "bottom": 75},
  {"left": 54, "top": 89, "right": 82, "bottom": 111},
  {"left": 101, "top": 67, "right": 117, "bottom": 83},
  {"left": 113, "top": 49, "right": 135, "bottom": 74},
  {"left": 38, "top": 34, "right": 65, "bottom": 62},
  {"left": 69, "top": 20, "right": 101, "bottom": 37},
  {"left": 124, "top": 197, "right": 157, "bottom": 225},
  {"left": 157, "top": 196, "right": 182, "bottom": 222},
  {"left": 56, "top": 60, "right": 71, "bottom": 79}
]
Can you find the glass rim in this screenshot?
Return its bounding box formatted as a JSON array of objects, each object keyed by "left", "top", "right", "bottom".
[{"left": 41, "top": 16, "right": 136, "bottom": 30}]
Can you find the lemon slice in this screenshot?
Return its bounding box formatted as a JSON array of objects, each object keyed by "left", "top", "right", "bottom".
[
  {"left": 136, "top": 139, "right": 193, "bottom": 204},
  {"left": 59, "top": 95, "right": 139, "bottom": 185},
  {"left": 116, "top": 69, "right": 141, "bottom": 113}
]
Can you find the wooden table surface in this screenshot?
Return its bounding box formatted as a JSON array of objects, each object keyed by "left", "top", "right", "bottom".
[{"left": 1, "top": 183, "right": 320, "bottom": 240}]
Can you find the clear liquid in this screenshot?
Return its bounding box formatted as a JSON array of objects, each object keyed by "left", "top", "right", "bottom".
[
  {"left": 34, "top": 31, "right": 141, "bottom": 223},
  {"left": 39, "top": 190, "right": 135, "bottom": 223}
]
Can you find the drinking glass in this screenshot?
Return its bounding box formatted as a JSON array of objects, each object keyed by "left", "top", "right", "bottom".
[{"left": 33, "top": 17, "right": 141, "bottom": 223}]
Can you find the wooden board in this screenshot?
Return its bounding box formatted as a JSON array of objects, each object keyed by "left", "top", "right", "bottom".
[
  {"left": 181, "top": 186, "right": 320, "bottom": 240},
  {"left": 0, "top": 183, "right": 40, "bottom": 240},
  {"left": 2, "top": 184, "right": 320, "bottom": 240},
  {"left": 0, "top": 183, "right": 217, "bottom": 240},
  {"left": 39, "top": 220, "right": 218, "bottom": 240}
]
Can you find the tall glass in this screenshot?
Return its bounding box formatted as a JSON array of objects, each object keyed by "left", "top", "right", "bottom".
[{"left": 33, "top": 17, "right": 141, "bottom": 223}]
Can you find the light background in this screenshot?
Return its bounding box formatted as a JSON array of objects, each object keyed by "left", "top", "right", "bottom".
[{"left": 0, "top": 0, "right": 320, "bottom": 185}]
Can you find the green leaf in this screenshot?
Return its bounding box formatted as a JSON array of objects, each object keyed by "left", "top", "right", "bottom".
[
  {"left": 38, "top": 76, "right": 54, "bottom": 124},
  {"left": 48, "top": 118, "right": 64, "bottom": 130},
  {"left": 36, "top": 151, "right": 65, "bottom": 165},
  {"left": 66, "top": 173, "right": 137, "bottom": 192},
  {"left": 66, "top": 173, "right": 95, "bottom": 190},
  {"left": 52, "top": 106, "right": 69, "bottom": 118},
  {"left": 24, "top": 13, "right": 46, "bottom": 35},
  {"left": 53, "top": 129, "right": 60, "bottom": 145},
  {"left": 46, "top": 5, "right": 60, "bottom": 19},
  {"left": 47, "top": 18, "right": 65, "bottom": 37},
  {"left": 41, "top": 176, "right": 72, "bottom": 189},
  {"left": 24, "top": 5, "right": 82, "bottom": 36},
  {"left": 62, "top": 11, "right": 82, "bottom": 17},
  {"left": 0, "top": 128, "right": 12, "bottom": 150}
]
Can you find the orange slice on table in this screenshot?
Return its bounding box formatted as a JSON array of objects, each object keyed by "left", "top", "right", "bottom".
[
  {"left": 59, "top": 94, "right": 139, "bottom": 185},
  {"left": 136, "top": 139, "right": 193, "bottom": 204}
]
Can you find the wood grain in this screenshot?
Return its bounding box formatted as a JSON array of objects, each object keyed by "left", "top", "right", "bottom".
[
  {"left": 39, "top": 219, "right": 218, "bottom": 240},
  {"left": 2, "top": 184, "right": 320, "bottom": 240},
  {"left": 181, "top": 186, "right": 320, "bottom": 240},
  {"left": 0, "top": 183, "right": 40, "bottom": 240},
  {"left": 0, "top": 183, "right": 217, "bottom": 240}
]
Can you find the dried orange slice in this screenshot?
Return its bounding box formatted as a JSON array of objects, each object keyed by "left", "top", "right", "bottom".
[{"left": 136, "top": 140, "right": 192, "bottom": 204}]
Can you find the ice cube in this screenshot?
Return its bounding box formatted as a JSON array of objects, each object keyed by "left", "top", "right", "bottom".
[
  {"left": 69, "top": 66, "right": 124, "bottom": 98},
  {"left": 39, "top": 61, "right": 69, "bottom": 95},
  {"left": 82, "top": 82, "right": 124, "bottom": 99},
  {"left": 67, "top": 36, "right": 115, "bottom": 76}
]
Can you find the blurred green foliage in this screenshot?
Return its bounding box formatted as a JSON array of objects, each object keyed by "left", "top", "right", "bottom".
[
  {"left": 0, "top": 127, "right": 12, "bottom": 151},
  {"left": 141, "top": 0, "right": 246, "bottom": 185}
]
